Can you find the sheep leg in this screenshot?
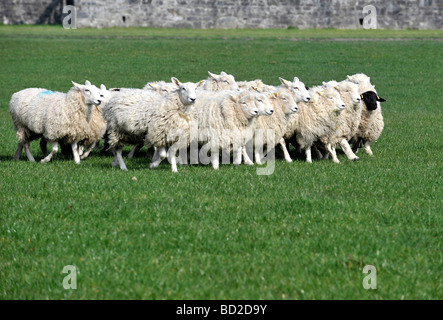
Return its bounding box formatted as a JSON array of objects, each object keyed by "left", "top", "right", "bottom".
[
  {"left": 279, "top": 138, "right": 292, "bottom": 163},
  {"left": 168, "top": 149, "right": 178, "bottom": 173},
  {"left": 70, "top": 142, "right": 81, "bottom": 165},
  {"left": 80, "top": 143, "right": 96, "bottom": 160},
  {"left": 114, "top": 147, "right": 128, "bottom": 171},
  {"left": 233, "top": 147, "right": 242, "bottom": 165},
  {"left": 255, "top": 147, "right": 263, "bottom": 165},
  {"left": 128, "top": 144, "right": 142, "bottom": 159},
  {"left": 340, "top": 139, "right": 359, "bottom": 161},
  {"left": 305, "top": 147, "right": 312, "bottom": 163},
  {"left": 211, "top": 152, "right": 220, "bottom": 170},
  {"left": 110, "top": 148, "right": 119, "bottom": 168},
  {"left": 364, "top": 141, "right": 373, "bottom": 156},
  {"left": 149, "top": 148, "right": 163, "bottom": 169},
  {"left": 41, "top": 142, "right": 59, "bottom": 163},
  {"left": 159, "top": 147, "right": 167, "bottom": 159},
  {"left": 312, "top": 146, "right": 323, "bottom": 160},
  {"left": 326, "top": 143, "right": 340, "bottom": 163},
  {"left": 40, "top": 138, "right": 48, "bottom": 157},
  {"left": 242, "top": 147, "right": 254, "bottom": 165},
  {"left": 13, "top": 143, "right": 24, "bottom": 161}
]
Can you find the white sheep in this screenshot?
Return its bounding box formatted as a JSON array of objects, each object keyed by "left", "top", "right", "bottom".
[
  {"left": 9, "top": 80, "right": 106, "bottom": 164},
  {"left": 253, "top": 87, "right": 299, "bottom": 164},
  {"left": 142, "top": 80, "right": 177, "bottom": 94},
  {"left": 191, "top": 90, "right": 266, "bottom": 170},
  {"left": 237, "top": 79, "right": 266, "bottom": 92},
  {"left": 287, "top": 85, "right": 346, "bottom": 163},
  {"left": 104, "top": 77, "right": 204, "bottom": 172},
  {"left": 319, "top": 80, "right": 362, "bottom": 163},
  {"left": 201, "top": 71, "right": 239, "bottom": 91},
  {"left": 346, "top": 73, "right": 386, "bottom": 156}
]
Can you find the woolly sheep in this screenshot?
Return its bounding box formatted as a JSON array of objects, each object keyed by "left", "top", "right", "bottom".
[
  {"left": 237, "top": 79, "right": 266, "bottom": 92},
  {"left": 9, "top": 80, "right": 106, "bottom": 164},
  {"left": 346, "top": 73, "right": 386, "bottom": 156},
  {"left": 319, "top": 80, "right": 362, "bottom": 163},
  {"left": 201, "top": 71, "right": 240, "bottom": 91},
  {"left": 104, "top": 77, "right": 204, "bottom": 172},
  {"left": 143, "top": 80, "right": 177, "bottom": 94},
  {"left": 190, "top": 90, "right": 265, "bottom": 169},
  {"left": 288, "top": 85, "right": 346, "bottom": 163},
  {"left": 253, "top": 87, "right": 299, "bottom": 164}
]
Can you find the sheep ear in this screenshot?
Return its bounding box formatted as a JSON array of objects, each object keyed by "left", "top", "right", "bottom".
[
  {"left": 100, "top": 84, "right": 106, "bottom": 91},
  {"left": 72, "top": 81, "right": 83, "bottom": 90},
  {"left": 334, "top": 86, "right": 339, "bottom": 90},
  {"left": 85, "top": 80, "right": 91, "bottom": 86},
  {"left": 322, "top": 81, "right": 327, "bottom": 85},
  {"left": 293, "top": 77, "right": 299, "bottom": 83},
  {"left": 229, "top": 94, "right": 238, "bottom": 102},
  {"left": 171, "top": 77, "right": 181, "bottom": 87},
  {"left": 279, "top": 77, "right": 288, "bottom": 85},
  {"left": 273, "top": 92, "right": 278, "bottom": 98},
  {"left": 251, "top": 86, "right": 259, "bottom": 92},
  {"left": 316, "top": 91, "right": 322, "bottom": 96},
  {"left": 346, "top": 75, "right": 352, "bottom": 80},
  {"left": 197, "top": 80, "right": 205, "bottom": 88},
  {"left": 208, "top": 71, "right": 218, "bottom": 79},
  {"left": 148, "top": 83, "right": 156, "bottom": 89},
  {"left": 220, "top": 71, "right": 227, "bottom": 76},
  {"left": 377, "top": 95, "right": 386, "bottom": 102}
]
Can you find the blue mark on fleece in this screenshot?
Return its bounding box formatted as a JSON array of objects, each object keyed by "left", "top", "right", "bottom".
[{"left": 38, "top": 90, "right": 57, "bottom": 96}]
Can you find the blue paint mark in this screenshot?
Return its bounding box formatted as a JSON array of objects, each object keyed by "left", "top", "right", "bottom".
[{"left": 38, "top": 90, "right": 58, "bottom": 97}]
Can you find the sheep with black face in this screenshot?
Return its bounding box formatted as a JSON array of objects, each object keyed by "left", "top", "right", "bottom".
[{"left": 347, "top": 73, "right": 386, "bottom": 156}]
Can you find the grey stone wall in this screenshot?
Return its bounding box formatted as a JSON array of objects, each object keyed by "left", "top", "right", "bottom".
[{"left": 1, "top": 0, "right": 442, "bottom": 29}]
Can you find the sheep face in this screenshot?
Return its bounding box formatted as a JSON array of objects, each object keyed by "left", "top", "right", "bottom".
[
  {"left": 147, "top": 81, "right": 176, "bottom": 94},
  {"left": 323, "top": 87, "right": 346, "bottom": 112},
  {"left": 254, "top": 93, "right": 274, "bottom": 116},
  {"left": 230, "top": 93, "right": 259, "bottom": 119},
  {"left": 279, "top": 77, "right": 311, "bottom": 103},
  {"left": 361, "top": 91, "right": 386, "bottom": 111},
  {"left": 338, "top": 82, "right": 361, "bottom": 106},
  {"left": 171, "top": 77, "right": 205, "bottom": 106},
  {"left": 275, "top": 91, "right": 299, "bottom": 114},
  {"left": 99, "top": 84, "right": 114, "bottom": 108},
  {"left": 347, "top": 73, "right": 371, "bottom": 86},
  {"left": 208, "top": 71, "right": 239, "bottom": 90},
  {"left": 72, "top": 80, "right": 104, "bottom": 106}
]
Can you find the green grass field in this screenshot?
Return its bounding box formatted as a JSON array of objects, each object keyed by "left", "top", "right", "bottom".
[{"left": 0, "top": 26, "right": 442, "bottom": 300}]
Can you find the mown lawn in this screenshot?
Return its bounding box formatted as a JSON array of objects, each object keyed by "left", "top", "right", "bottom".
[{"left": 0, "top": 26, "right": 441, "bottom": 300}]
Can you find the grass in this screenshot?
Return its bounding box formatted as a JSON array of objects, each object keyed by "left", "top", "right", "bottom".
[{"left": 0, "top": 26, "right": 442, "bottom": 300}]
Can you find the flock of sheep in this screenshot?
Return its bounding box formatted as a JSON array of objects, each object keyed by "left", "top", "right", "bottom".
[{"left": 8, "top": 71, "right": 386, "bottom": 172}]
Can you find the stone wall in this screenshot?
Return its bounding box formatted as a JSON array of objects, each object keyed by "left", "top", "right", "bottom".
[{"left": 1, "top": 0, "right": 442, "bottom": 29}]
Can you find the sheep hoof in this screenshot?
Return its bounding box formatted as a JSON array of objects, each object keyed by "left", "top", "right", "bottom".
[{"left": 353, "top": 157, "right": 360, "bottom": 161}]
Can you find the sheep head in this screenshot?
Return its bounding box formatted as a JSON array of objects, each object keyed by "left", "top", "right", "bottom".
[{"left": 72, "top": 80, "right": 104, "bottom": 106}]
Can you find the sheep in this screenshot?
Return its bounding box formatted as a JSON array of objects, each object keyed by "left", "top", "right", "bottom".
[
  {"left": 346, "top": 73, "right": 386, "bottom": 156},
  {"left": 201, "top": 71, "right": 240, "bottom": 91},
  {"left": 318, "top": 80, "right": 362, "bottom": 163},
  {"left": 286, "top": 85, "right": 346, "bottom": 163},
  {"left": 38, "top": 83, "right": 112, "bottom": 160},
  {"left": 104, "top": 77, "right": 204, "bottom": 172},
  {"left": 9, "top": 80, "right": 106, "bottom": 164},
  {"left": 253, "top": 87, "right": 299, "bottom": 164},
  {"left": 266, "top": 77, "right": 312, "bottom": 103},
  {"left": 190, "top": 90, "right": 268, "bottom": 170},
  {"left": 142, "top": 80, "right": 177, "bottom": 94},
  {"left": 237, "top": 79, "right": 266, "bottom": 92}
]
